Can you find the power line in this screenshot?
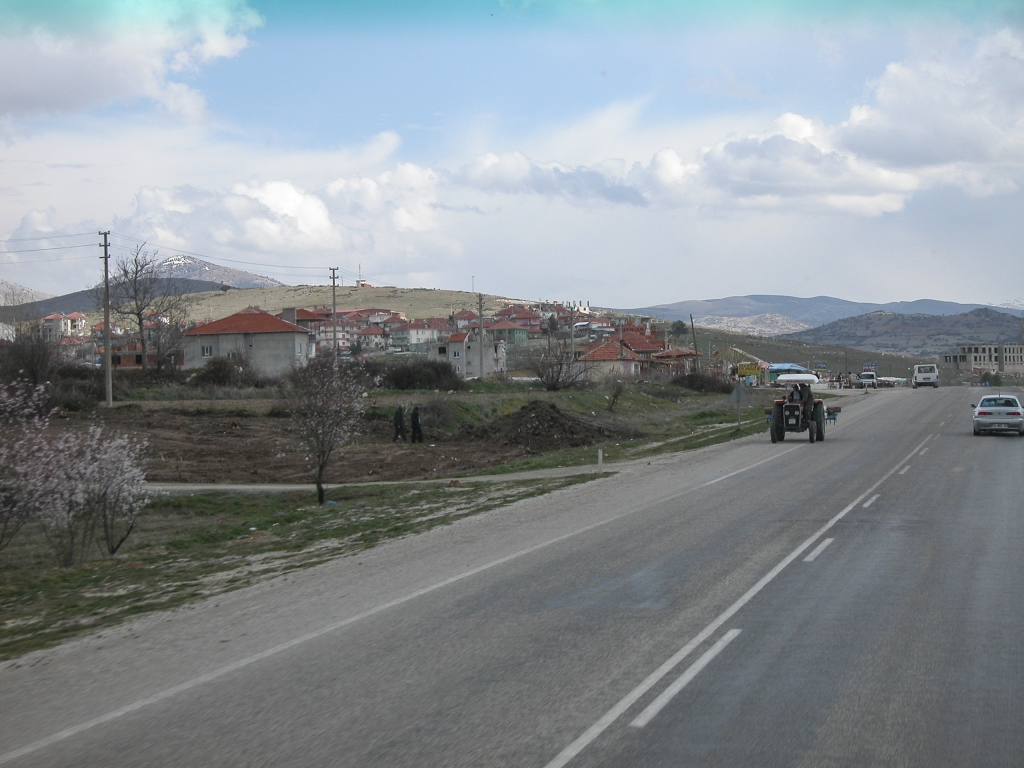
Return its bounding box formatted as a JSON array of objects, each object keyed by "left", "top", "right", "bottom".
[
  {"left": 0, "top": 231, "right": 94, "bottom": 243},
  {"left": 0, "top": 254, "right": 97, "bottom": 264},
  {"left": 0, "top": 243, "right": 97, "bottom": 254},
  {"left": 108, "top": 231, "right": 377, "bottom": 281}
]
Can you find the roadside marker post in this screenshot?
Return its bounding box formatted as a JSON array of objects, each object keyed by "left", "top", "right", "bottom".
[{"left": 728, "top": 385, "right": 747, "bottom": 431}]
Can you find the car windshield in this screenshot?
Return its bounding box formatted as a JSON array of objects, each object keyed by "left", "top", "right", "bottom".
[
  {"left": 979, "top": 398, "right": 1020, "bottom": 408},
  {"left": 917, "top": 366, "right": 935, "bottom": 373}
]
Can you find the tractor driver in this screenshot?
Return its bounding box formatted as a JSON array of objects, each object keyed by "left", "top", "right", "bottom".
[
  {"left": 799, "top": 383, "right": 815, "bottom": 420},
  {"left": 788, "top": 384, "right": 801, "bottom": 403}
]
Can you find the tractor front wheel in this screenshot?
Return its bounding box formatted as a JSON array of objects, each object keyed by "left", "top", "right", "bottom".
[
  {"left": 814, "top": 404, "right": 826, "bottom": 442},
  {"left": 808, "top": 420, "right": 816, "bottom": 443}
]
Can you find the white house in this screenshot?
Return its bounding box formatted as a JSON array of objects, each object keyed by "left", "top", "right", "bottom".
[
  {"left": 429, "top": 331, "right": 506, "bottom": 379},
  {"left": 183, "top": 308, "right": 315, "bottom": 376},
  {"left": 391, "top": 321, "right": 438, "bottom": 351}
]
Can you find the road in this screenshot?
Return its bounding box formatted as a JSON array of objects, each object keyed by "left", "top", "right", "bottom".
[{"left": 3, "top": 386, "right": 1022, "bottom": 767}]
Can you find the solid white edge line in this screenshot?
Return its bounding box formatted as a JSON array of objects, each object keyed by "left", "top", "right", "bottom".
[
  {"left": 803, "top": 537, "right": 835, "bottom": 563},
  {"left": 542, "top": 433, "right": 933, "bottom": 768},
  {"left": 0, "top": 442, "right": 807, "bottom": 765},
  {"left": 862, "top": 494, "right": 880, "bottom": 508},
  {"left": 630, "top": 629, "right": 742, "bottom": 728}
]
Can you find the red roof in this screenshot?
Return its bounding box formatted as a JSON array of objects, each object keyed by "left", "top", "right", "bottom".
[
  {"left": 67, "top": 312, "right": 87, "bottom": 319},
  {"left": 620, "top": 331, "right": 664, "bottom": 353},
  {"left": 580, "top": 341, "right": 642, "bottom": 362},
  {"left": 486, "top": 320, "right": 528, "bottom": 331},
  {"left": 653, "top": 347, "right": 699, "bottom": 359},
  {"left": 185, "top": 308, "right": 308, "bottom": 336},
  {"left": 447, "top": 332, "right": 469, "bottom": 342},
  {"left": 453, "top": 310, "right": 479, "bottom": 319},
  {"left": 357, "top": 326, "right": 385, "bottom": 336}
]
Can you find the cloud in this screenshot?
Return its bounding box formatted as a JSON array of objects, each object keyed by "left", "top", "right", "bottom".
[
  {"left": 454, "top": 151, "right": 648, "bottom": 206},
  {"left": 0, "top": 1, "right": 262, "bottom": 119},
  {"left": 838, "top": 28, "right": 1024, "bottom": 193}
]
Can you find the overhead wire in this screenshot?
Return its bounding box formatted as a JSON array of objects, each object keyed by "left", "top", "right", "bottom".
[
  {"left": 0, "top": 231, "right": 95, "bottom": 243},
  {"left": 108, "top": 231, "right": 378, "bottom": 283},
  {"left": 0, "top": 243, "right": 98, "bottom": 254}
]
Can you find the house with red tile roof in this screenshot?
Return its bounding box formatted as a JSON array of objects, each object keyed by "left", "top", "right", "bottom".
[
  {"left": 182, "top": 308, "right": 315, "bottom": 375},
  {"left": 484, "top": 319, "right": 528, "bottom": 345},
  {"left": 652, "top": 346, "right": 700, "bottom": 375},
  {"left": 356, "top": 325, "right": 390, "bottom": 351},
  {"left": 579, "top": 340, "right": 642, "bottom": 378}
]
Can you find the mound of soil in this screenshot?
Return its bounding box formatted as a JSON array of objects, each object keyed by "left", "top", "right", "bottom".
[{"left": 461, "top": 400, "right": 607, "bottom": 452}]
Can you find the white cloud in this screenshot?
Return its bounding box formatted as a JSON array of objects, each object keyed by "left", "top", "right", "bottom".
[
  {"left": 0, "top": 1, "right": 262, "bottom": 119},
  {"left": 454, "top": 151, "right": 648, "bottom": 206}
]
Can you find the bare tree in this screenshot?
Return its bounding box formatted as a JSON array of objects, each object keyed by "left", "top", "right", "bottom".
[
  {"left": 107, "top": 245, "right": 192, "bottom": 372},
  {"left": 288, "top": 357, "right": 369, "bottom": 504},
  {"left": 513, "top": 341, "right": 592, "bottom": 391}
]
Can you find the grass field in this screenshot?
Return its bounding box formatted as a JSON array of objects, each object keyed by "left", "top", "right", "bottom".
[{"left": 0, "top": 474, "right": 605, "bottom": 661}]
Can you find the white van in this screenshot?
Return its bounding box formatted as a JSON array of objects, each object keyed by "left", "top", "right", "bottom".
[{"left": 913, "top": 364, "right": 939, "bottom": 389}]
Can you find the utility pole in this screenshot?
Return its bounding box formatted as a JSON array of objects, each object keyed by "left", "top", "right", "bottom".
[
  {"left": 99, "top": 231, "right": 113, "bottom": 408},
  {"left": 689, "top": 314, "right": 699, "bottom": 373},
  {"left": 478, "top": 292, "right": 486, "bottom": 380},
  {"left": 329, "top": 267, "right": 339, "bottom": 356}
]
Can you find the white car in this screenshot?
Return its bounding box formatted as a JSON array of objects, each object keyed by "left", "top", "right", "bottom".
[
  {"left": 856, "top": 372, "right": 877, "bottom": 389},
  {"left": 912, "top": 364, "right": 939, "bottom": 389},
  {"left": 972, "top": 395, "right": 1024, "bottom": 436}
]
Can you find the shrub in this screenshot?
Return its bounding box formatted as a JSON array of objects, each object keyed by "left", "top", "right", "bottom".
[
  {"left": 364, "top": 358, "right": 466, "bottom": 391},
  {"left": 980, "top": 371, "right": 1002, "bottom": 387},
  {"left": 671, "top": 372, "right": 734, "bottom": 394}
]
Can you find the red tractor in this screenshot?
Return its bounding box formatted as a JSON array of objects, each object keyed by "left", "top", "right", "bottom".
[{"left": 769, "top": 374, "right": 826, "bottom": 444}]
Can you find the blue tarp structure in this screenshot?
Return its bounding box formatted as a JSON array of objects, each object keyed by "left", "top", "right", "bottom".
[{"left": 768, "top": 363, "right": 809, "bottom": 381}]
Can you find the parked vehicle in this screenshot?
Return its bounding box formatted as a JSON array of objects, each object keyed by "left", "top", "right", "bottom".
[
  {"left": 768, "top": 374, "right": 826, "bottom": 444},
  {"left": 856, "top": 371, "right": 878, "bottom": 389},
  {"left": 972, "top": 395, "right": 1024, "bottom": 436},
  {"left": 913, "top": 364, "right": 939, "bottom": 389}
]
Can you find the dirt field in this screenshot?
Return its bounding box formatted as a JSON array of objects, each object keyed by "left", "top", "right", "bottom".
[{"left": 57, "top": 402, "right": 526, "bottom": 484}]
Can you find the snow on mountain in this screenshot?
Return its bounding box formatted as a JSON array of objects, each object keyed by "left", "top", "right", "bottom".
[{"left": 155, "top": 255, "right": 283, "bottom": 289}]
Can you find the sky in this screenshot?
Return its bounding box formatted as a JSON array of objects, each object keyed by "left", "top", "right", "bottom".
[{"left": 1, "top": 1, "right": 1023, "bottom": 307}]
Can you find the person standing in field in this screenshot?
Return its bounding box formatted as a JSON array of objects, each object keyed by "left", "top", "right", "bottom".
[
  {"left": 410, "top": 405, "right": 423, "bottom": 443},
  {"left": 393, "top": 405, "right": 407, "bottom": 442}
]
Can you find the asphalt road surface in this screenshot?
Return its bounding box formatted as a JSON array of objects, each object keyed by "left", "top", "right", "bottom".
[{"left": 3, "top": 386, "right": 1022, "bottom": 767}]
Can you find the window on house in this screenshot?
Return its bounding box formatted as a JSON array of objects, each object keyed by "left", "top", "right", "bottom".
[
  {"left": 201, "top": 345, "right": 213, "bottom": 358},
  {"left": 455, "top": 365, "right": 460, "bottom": 373},
  {"left": 452, "top": 350, "right": 460, "bottom": 358}
]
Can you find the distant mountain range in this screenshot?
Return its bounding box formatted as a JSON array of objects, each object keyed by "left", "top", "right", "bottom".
[
  {"left": 156, "top": 255, "right": 282, "bottom": 289},
  {"left": 784, "top": 308, "right": 1024, "bottom": 358},
  {"left": 626, "top": 295, "right": 1024, "bottom": 330}
]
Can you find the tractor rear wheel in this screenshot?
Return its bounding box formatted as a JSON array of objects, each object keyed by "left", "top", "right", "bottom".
[
  {"left": 814, "top": 404, "right": 826, "bottom": 442},
  {"left": 808, "top": 420, "right": 816, "bottom": 443},
  {"left": 771, "top": 405, "right": 784, "bottom": 443}
]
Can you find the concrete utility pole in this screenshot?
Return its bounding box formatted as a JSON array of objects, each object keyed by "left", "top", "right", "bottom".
[
  {"left": 99, "top": 231, "right": 113, "bottom": 408},
  {"left": 478, "top": 292, "right": 485, "bottom": 380},
  {"left": 330, "top": 267, "right": 339, "bottom": 355},
  {"left": 690, "top": 314, "right": 699, "bottom": 373}
]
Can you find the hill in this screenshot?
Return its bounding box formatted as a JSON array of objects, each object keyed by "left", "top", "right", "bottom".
[
  {"left": 623, "top": 294, "right": 1024, "bottom": 334},
  {"left": 0, "top": 279, "right": 226, "bottom": 323},
  {"left": 156, "top": 255, "right": 282, "bottom": 289},
  {"left": 1, "top": 279, "right": 53, "bottom": 305},
  {"left": 783, "top": 308, "right": 1024, "bottom": 357}
]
